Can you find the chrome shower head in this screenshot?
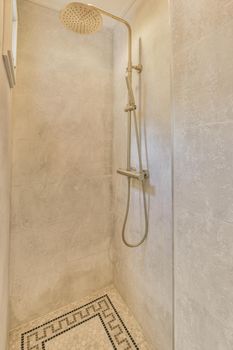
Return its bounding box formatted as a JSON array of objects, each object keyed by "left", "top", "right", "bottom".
[{"left": 60, "top": 2, "right": 103, "bottom": 34}]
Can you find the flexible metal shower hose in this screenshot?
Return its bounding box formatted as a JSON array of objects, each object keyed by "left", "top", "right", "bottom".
[
  {"left": 121, "top": 85, "right": 149, "bottom": 248},
  {"left": 122, "top": 177, "right": 148, "bottom": 247}
]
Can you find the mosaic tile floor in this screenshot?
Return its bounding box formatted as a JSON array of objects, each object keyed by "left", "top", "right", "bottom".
[{"left": 9, "top": 286, "right": 151, "bottom": 350}]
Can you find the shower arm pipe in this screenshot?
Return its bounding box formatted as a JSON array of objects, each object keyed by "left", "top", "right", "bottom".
[
  {"left": 88, "top": 4, "right": 133, "bottom": 72},
  {"left": 89, "top": 4, "right": 134, "bottom": 171}
]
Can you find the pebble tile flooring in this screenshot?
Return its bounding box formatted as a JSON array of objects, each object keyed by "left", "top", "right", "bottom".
[{"left": 9, "top": 286, "right": 151, "bottom": 350}]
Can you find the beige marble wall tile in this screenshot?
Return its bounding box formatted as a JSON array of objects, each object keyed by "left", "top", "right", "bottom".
[
  {"left": 112, "top": 0, "right": 173, "bottom": 349},
  {"left": 172, "top": 0, "right": 233, "bottom": 54},
  {"left": 11, "top": 176, "right": 112, "bottom": 240},
  {"left": 175, "top": 294, "right": 233, "bottom": 350},
  {"left": 10, "top": 0, "right": 113, "bottom": 328},
  {"left": 10, "top": 250, "right": 112, "bottom": 327},
  {"left": 176, "top": 211, "right": 233, "bottom": 326},
  {"left": 175, "top": 124, "right": 233, "bottom": 223},
  {"left": 172, "top": 1, "right": 233, "bottom": 349},
  {"left": 173, "top": 21, "right": 233, "bottom": 129},
  {"left": 0, "top": 0, "right": 12, "bottom": 348},
  {"left": 174, "top": 125, "right": 233, "bottom": 350}
]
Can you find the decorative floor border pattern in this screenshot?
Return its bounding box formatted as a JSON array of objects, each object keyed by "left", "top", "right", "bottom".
[{"left": 20, "top": 294, "right": 140, "bottom": 350}]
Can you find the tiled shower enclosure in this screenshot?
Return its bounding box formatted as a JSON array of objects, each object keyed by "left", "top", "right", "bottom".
[{"left": 0, "top": 0, "right": 232, "bottom": 350}]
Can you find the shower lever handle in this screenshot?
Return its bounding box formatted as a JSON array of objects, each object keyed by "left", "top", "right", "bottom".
[{"left": 117, "top": 168, "right": 149, "bottom": 181}]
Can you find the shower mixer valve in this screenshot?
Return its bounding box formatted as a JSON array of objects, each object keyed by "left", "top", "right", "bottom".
[{"left": 117, "top": 168, "right": 149, "bottom": 182}]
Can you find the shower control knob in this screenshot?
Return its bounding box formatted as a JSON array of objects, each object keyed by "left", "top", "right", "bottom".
[{"left": 117, "top": 168, "right": 149, "bottom": 182}]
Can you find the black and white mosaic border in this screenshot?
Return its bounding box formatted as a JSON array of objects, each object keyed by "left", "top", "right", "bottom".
[{"left": 20, "top": 294, "right": 139, "bottom": 350}]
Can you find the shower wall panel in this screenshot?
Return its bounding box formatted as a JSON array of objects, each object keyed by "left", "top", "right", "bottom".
[
  {"left": 0, "top": 0, "right": 12, "bottom": 348},
  {"left": 172, "top": 1, "right": 233, "bottom": 349},
  {"left": 10, "top": 0, "right": 113, "bottom": 328},
  {"left": 112, "top": 0, "right": 173, "bottom": 349}
]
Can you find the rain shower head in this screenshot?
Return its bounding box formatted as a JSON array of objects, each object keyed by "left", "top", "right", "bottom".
[
  {"left": 60, "top": 2, "right": 103, "bottom": 34},
  {"left": 60, "top": 2, "right": 133, "bottom": 67}
]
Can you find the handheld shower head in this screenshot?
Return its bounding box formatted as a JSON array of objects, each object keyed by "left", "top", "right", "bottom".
[{"left": 60, "top": 2, "right": 103, "bottom": 34}]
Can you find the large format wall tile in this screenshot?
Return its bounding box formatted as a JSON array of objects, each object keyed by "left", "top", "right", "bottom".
[
  {"left": 172, "top": 2, "right": 233, "bottom": 349},
  {"left": 10, "top": 0, "right": 113, "bottom": 328},
  {"left": 0, "top": 0, "right": 12, "bottom": 346},
  {"left": 10, "top": 251, "right": 112, "bottom": 326},
  {"left": 172, "top": 0, "right": 233, "bottom": 54},
  {"left": 175, "top": 212, "right": 233, "bottom": 328},
  {"left": 175, "top": 293, "right": 233, "bottom": 350},
  {"left": 112, "top": 0, "right": 173, "bottom": 349},
  {"left": 173, "top": 20, "right": 233, "bottom": 129},
  {"left": 175, "top": 124, "right": 233, "bottom": 223}
]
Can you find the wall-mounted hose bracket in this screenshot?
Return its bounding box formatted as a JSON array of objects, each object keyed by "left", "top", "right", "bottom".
[
  {"left": 125, "top": 104, "right": 137, "bottom": 112},
  {"left": 132, "top": 64, "right": 143, "bottom": 73}
]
